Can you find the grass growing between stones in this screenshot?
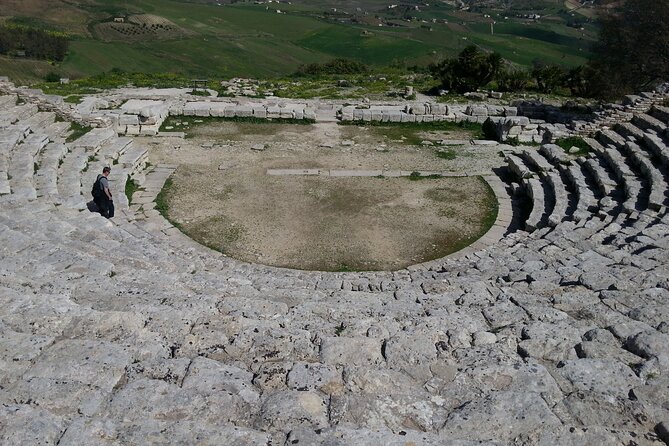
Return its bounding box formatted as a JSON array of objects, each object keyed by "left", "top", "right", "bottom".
[
  {"left": 63, "top": 95, "right": 83, "bottom": 104},
  {"left": 155, "top": 177, "right": 175, "bottom": 223},
  {"left": 555, "top": 136, "right": 590, "bottom": 156},
  {"left": 65, "top": 122, "right": 92, "bottom": 143},
  {"left": 408, "top": 172, "right": 442, "bottom": 181},
  {"left": 159, "top": 115, "right": 315, "bottom": 135},
  {"left": 448, "top": 176, "right": 499, "bottom": 252},
  {"left": 341, "top": 120, "right": 485, "bottom": 146},
  {"left": 125, "top": 176, "right": 140, "bottom": 205},
  {"left": 436, "top": 149, "right": 457, "bottom": 160}
]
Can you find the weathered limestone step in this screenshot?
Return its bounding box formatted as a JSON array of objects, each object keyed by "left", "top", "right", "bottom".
[
  {"left": 57, "top": 147, "right": 88, "bottom": 208},
  {"left": 7, "top": 146, "right": 37, "bottom": 200},
  {"left": 624, "top": 141, "right": 668, "bottom": 211},
  {"left": 0, "top": 103, "right": 38, "bottom": 124},
  {"left": 539, "top": 144, "right": 570, "bottom": 165},
  {"left": 598, "top": 145, "right": 646, "bottom": 213},
  {"left": 524, "top": 177, "right": 548, "bottom": 231},
  {"left": 642, "top": 132, "right": 669, "bottom": 166},
  {"left": 632, "top": 113, "right": 667, "bottom": 134},
  {"left": 582, "top": 136, "right": 606, "bottom": 154},
  {"left": 21, "top": 111, "right": 55, "bottom": 134},
  {"left": 649, "top": 105, "right": 669, "bottom": 125},
  {"left": 505, "top": 153, "right": 533, "bottom": 179},
  {"left": 44, "top": 121, "right": 71, "bottom": 141},
  {"left": 0, "top": 94, "right": 16, "bottom": 110},
  {"left": 521, "top": 148, "right": 554, "bottom": 172},
  {"left": 546, "top": 172, "right": 570, "bottom": 227},
  {"left": 22, "top": 133, "right": 50, "bottom": 156},
  {"left": 0, "top": 124, "right": 30, "bottom": 151},
  {"left": 97, "top": 136, "right": 134, "bottom": 164},
  {"left": 117, "top": 144, "right": 148, "bottom": 172},
  {"left": 130, "top": 164, "right": 176, "bottom": 210},
  {"left": 563, "top": 163, "right": 598, "bottom": 221},
  {"left": 615, "top": 122, "right": 645, "bottom": 141},
  {"left": 579, "top": 156, "right": 619, "bottom": 202},
  {"left": 35, "top": 143, "right": 68, "bottom": 198},
  {"left": 597, "top": 129, "right": 628, "bottom": 148},
  {"left": 69, "top": 127, "right": 116, "bottom": 151}
]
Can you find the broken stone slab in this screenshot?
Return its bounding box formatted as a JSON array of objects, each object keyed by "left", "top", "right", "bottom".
[
  {"left": 557, "top": 358, "right": 641, "bottom": 398},
  {"left": 255, "top": 390, "right": 328, "bottom": 431},
  {"left": 286, "top": 362, "right": 342, "bottom": 394},
  {"left": 320, "top": 337, "right": 384, "bottom": 367},
  {"left": 625, "top": 331, "right": 669, "bottom": 358},
  {"left": 440, "top": 391, "right": 562, "bottom": 443},
  {"left": 286, "top": 426, "right": 450, "bottom": 446}
]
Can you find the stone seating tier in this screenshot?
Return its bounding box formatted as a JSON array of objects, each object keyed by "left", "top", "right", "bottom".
[{"left": 1, "top": 88, "right": 669, "bottom": 445}]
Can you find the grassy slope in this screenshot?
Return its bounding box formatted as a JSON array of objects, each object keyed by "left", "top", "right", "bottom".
[{"left": 0, "top": 0, "right": 595, "bottom": 83}]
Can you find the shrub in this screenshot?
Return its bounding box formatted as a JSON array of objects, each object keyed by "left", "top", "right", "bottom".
[
  {"left": 431, "top": 45, "right": 503, "bottom": 93},
  {"left": 44, "top": 71, "right": 60, "bottom": 83},
  {"left": 295, "top": 58, "right": 369, "bottom": 76},
  {"left": 532, "top": 62, "right": 566, "bottom": 94},
  {"left": 497, "top": 69, "right": 531, "bottom": 92}
]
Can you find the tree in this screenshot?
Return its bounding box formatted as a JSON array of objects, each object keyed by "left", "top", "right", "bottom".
[
  {"left": 587, "top": 0, "right": 669, "bottom": 98},
  {"left": 497, "top": 68, "right": 531, "bottom": 92},
  {"left": 531, "top": 62, "right": 565, "bottom": 94},
  {"left": 432, "top": 45, "right": 503, "bottom": 93}
]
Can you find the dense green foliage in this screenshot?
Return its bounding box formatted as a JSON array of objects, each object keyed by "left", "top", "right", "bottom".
[
  {"left": 65, "top": 122, "right": 92, "bottom": 143},
  {"left": 531, "top": 63, "right": 566, "bottom": 94},
  {"left": 496, "top": 68, "right": 531, "bottom": 92},
  {"left": 432, "top": 46, "right": 503, "bottom": 93},
  {"left": 295, "top": 58, "right": 369, "bottom": 76},
  {"left": 586, "top": 0, "right": 669, "bottom": 98},
  {"left": 555, "top": 136, "right": 590, "bottom": 155},
  {"left": 0, "top": 24, "right": 69, "bottom": 61}
]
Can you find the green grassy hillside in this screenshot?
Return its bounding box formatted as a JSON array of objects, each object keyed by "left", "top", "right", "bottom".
[{"left": 0, "top": 0, "right": 598, "bottom": 84}]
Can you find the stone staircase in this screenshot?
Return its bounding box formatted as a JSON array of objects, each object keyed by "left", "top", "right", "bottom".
[{"left": 1, "top": 89, "right": 669, "bottom": 446}]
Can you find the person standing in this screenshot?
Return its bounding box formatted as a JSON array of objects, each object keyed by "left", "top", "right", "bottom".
[{"left": 93, "top": 166, "right": 115, "bottom": 218}]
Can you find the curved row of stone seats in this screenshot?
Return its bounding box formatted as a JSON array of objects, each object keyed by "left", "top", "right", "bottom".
[
  {"left": 615, "top": 121, "right": 646, "bottom": 141},
  {"left": 504, "top": 147, "right": 576, "bottom": 230},
  {"left": 504, "top": 152, "right": 533, "bottom": 179},
  {"left": 3, "top": 198, "right": 669, "bottom": 444},
  {"left": 643, "top": 132, "right": 669, "bottom": 166},
  {"left": 2, "top": 89, "right": 669, "bottom": 444},
  {"left": 3, "top": 111, "right": 59, "bottom": 201},
  {"left": 545, "top": 171, "right": 569, "bottom": 227},
  {"left": 578, "top": 153, "right": 620, "bottom": 208},
  {"left": 79, "top": 136, "right": 146, "bottom": 212},
  {"left": 539, "top": 144, "right": 599, "bottom": 222},
  {"left": 622, "top": 141, "right": 669, "bottom": 212},
  {"left": 35, "top": 142, "right": 68, "bottom": 198},
  {"left": 523, "top": 177, "right": 548, "bottom": 231},
  {"left": 520, "top": 147, "right": 554, "bottom": 173},
  {"left": 582, "top": 136, "right": 644, "bottom": 213},
  {"left": 633, "top": 112, "right": 667, "bottom": 135},
  {"left": 595, "top": 116, "right": 669, "bottom": 214}
]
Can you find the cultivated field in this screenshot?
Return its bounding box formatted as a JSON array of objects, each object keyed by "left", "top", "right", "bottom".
[{"left": 0, "top": 0, "right": 597, "bottom": 82}]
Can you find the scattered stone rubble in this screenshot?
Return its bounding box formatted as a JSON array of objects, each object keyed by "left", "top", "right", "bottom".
[{"left": 1, "top": 77, "right": 669, "bottom": 445}]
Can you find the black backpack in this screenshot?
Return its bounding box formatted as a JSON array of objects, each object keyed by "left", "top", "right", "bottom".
[{"left": 91, "top": 175, "right": 103, "bottom": 199}]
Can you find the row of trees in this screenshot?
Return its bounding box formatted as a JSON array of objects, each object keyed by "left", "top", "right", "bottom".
[
  {"left": 431, "top": 0, "right": 668, "bottom": 99},
  {"left": 430, "top": 46, "right": 592, "bottom": 96},
  {"left": 0, "top": 24, "right": 69, "bottom": 61}
]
